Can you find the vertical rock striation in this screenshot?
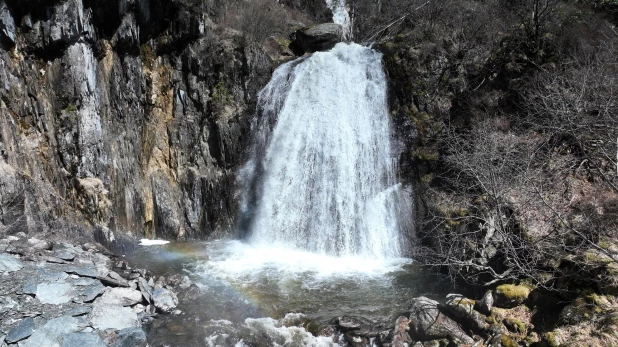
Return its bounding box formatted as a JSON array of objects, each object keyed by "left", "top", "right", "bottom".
[{"left": 0, "top": 0, "right": 274, "bottom": 240}]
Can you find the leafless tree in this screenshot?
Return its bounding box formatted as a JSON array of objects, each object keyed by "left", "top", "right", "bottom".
[{"left": 222, "top": 0, "right": 288, "bottom": 43}]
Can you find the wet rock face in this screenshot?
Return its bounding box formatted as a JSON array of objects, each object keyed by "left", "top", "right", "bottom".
[
  {"left": 289, "top": 23, "right": 342, "bottom": 55},
  {"left": 0, "top": 0, "right": 274, "bottom": 240}
]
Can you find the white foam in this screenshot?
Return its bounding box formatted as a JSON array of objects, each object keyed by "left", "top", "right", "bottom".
[
  {"left": 139, "top": 239, "right": 170, "bottom": 246},
  {"left": 201, "top": 240, "right": 410, "bottom": 279},
  {"left": 244, "top": 317, "right": 341, "bottom": 347}
]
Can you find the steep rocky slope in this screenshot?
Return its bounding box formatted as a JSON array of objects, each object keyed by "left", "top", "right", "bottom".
[{"left": 0, "top": 0, "right": 277, "bottom": 240}]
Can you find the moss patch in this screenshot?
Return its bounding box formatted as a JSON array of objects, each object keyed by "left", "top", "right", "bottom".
[
  {"left": 504, "top": 318, "right": 527, "bottom": 334},
  {"left": 495, "top": 284, "right": 532, "bottom": 308},
  {"left": 500, "top": 335, "right": 518, "bottom": 347}
]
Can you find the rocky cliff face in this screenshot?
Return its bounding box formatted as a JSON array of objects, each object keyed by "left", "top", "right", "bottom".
[{"left": 0, "top": 0, "right": 275, "bottom": 240}]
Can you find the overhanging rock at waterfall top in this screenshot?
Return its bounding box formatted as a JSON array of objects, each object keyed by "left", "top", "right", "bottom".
[{"left": 289, "top": 23, "right": 342, "bottom": 55}]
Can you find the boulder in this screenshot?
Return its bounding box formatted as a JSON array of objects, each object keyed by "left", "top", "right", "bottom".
[
  {"left": 475, "top": 290, "right": 494, "bottom": 315},
  {"left": 494, "top": 284, "right": 531, "bottom": 308},
  {"left": 391, "top": 316, "right": 412, "bottom": 347},
  {"left": 111, "top": 327, "right": 147, "bottom": 347},
  {"left": 407, "top": 297, "right": 474, "bottom": 344},
  {"left": 88, "top": 302, "right": 140, "bottom": 330},
  {"left": 27, "top": 238, "right": 53, "bottom": 250},
  {"left": 20, "top": 316, "right": 84, "bottom": 347},
  {"left": 152, "top": 287, "right": 178, "bottom": 313},
  {"left": 97, "top": 287, "right": 143, "bottom": 306},
  {"left": 289, "top": 23, "right": 342, "bottom": 55},
  {"left": 440, "top": 294, "right": 489, "bottom": 332}
]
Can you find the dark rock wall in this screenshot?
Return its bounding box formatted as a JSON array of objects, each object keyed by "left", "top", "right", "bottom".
[{"left": 0, "top": 0, "right": 274, "bottom": 240}]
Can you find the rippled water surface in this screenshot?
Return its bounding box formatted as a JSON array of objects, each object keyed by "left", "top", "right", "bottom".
[{"left": 127, "top": 241, "right": 451, "bottom": 346}]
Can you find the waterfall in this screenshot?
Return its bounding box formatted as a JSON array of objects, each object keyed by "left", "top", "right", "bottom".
[
  {"left": 239, "top": 43, "right": 410, "bottom": 259},
  {"left": 326, "top": 0, "right": 352, "bottom": 40}
]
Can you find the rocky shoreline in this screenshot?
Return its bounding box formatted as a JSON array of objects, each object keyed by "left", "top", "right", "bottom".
[{"left": 0, "top": 234, "right": 183, "bottom": 347}]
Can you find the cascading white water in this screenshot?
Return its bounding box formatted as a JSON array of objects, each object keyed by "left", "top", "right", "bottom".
[
  {"left": 325, "top": 0, "right": 352, "bottom": 40},
  {"left": 239, "top": 42, "right": 409, "bottom": 259}
]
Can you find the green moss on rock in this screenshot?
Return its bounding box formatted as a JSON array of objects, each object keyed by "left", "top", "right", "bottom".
[
  {"left": 494, "top": 284, "right": 532, "bottom": 308},
  {"left": 500, "top": 335, "right": 519, "bottom": 347},
  {"left": 504, "top": 318, "right": 527, "bottom": 334}
]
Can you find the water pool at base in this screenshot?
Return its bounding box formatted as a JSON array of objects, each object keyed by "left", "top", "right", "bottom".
[{"left": 127, "top": 241, "right": 451, "bottom": 346}]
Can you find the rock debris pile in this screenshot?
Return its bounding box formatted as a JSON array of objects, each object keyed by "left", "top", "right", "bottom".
[{"left": 0, "top": 234, "right": 182, "bottom": 347}]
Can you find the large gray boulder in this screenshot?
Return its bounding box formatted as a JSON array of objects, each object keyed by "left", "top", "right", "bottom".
[
  {"left": 97, "top": 287, "right": 143, "bottom": 306},
  {"left": 407, "top": 297, "right": 474, "bottom": 344},
  {"left": 88, "top": 303, "right": 140, "bottom": 330},
  {"left": 440, "top": 294, "right": 489, "bottom": 333},
  {"left": 289, "top": 23, "right": 342, "bottom": 55},
  {"left": 152, "top": 287, "right": 178, "bottom": 313}
]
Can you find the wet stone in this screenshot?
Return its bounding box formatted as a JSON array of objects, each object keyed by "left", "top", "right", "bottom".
[
  {"left": 6, "top": 317, "right": 35, "bottom": 343},
  {"left": 152, "top": 287, "right": 178, "bottom": 313},
  {"left": 36, "top": 282, "right": 74, "bottom": 304},
  {"left": 0, "top": 253, "right": 23, "bottom": 272},
  {"left": 111, "top": 327, "right": 147, "bottom": 347},
  {"left": 59, "top": 332, "right": 106, "bottom": 347}
]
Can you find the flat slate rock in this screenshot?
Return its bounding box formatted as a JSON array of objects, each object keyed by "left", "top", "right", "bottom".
[
  {"left": 38, "top": 269, "right": 70, "bottom": 282},
  {"left": 72, "top": 277, "right": 96, "bottom": 286},
  {"left": 66, "top": 306, "right": 92, "bottom": 317},
  {"left": 137, "top": 278, "right": 152, "bottom": 303},
  {"left": 22, "top": 280, "right": 37, "bottom": 295},
  {"left": 36, "top": 282, "right": 74, "bottom": 304},
  {"left": 20, "top": 316, "right": 82, "bottom": 347},
  {"left": 59, "top": 332, "right": 106, "bottom": 347},
  {"left": 82, "top": 281, "right": 105, "bottom": 302},
  {"left": 6, "top": 317, "right": 35, "bottom": 343},
  {"left": 0, "top": 253, "right": 23, "bottom": 272},
  {"left": 53, "top": 250, "right": 75, "bottom": 261},
  {"left": 65, "top": 267, "right": 98, "bottom": 278},
  {"left": 88, "top": 303, "right": 139, "bottom": 330}
]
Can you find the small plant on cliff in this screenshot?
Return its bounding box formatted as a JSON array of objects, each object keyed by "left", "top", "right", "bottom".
[{"left": 140, "top": 43, "right": 155, "bottom": 70}]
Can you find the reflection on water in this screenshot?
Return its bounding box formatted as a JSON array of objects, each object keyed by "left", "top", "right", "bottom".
[{"left": 127, "top": 241, "right": 451, "bottom": 346}]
